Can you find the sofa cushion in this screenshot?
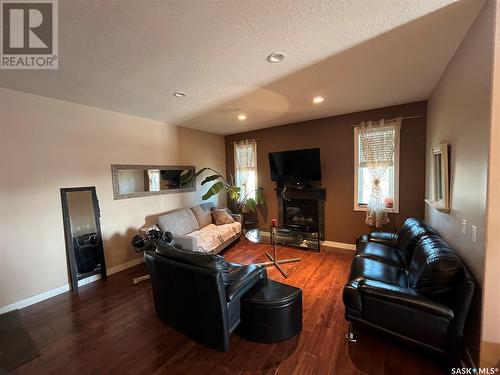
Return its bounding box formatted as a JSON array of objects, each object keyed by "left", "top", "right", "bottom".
[
  {"left": 365, "top": 232, "right": 398, "bottom": 247},
  {"left": 409, "top": 236, "right": 463, "bottom": 295},
  {"left": 349, "top": 256, "right": 408, "bottom": 288},
  {"left": 191, "top": 203, "right": 214, "bottom": 228},
  {"left": 396, "top": 218, "right": 437, "bottom": 254},
  {"left": 212, "top": 209, "right": 235, "bottom": 225},
  {"left": 186, "top": 225, "right": 223, "bottom": 252},
  {"left": 212, "top": 222, "right": 241, "bottom": 242},
  {"left": 187, "top": 222, "right": 242, "bottom": 252},
  {"left": 355, "top": 241, "right": 404, "bottom": 267},
  {"left": 158, "top": 208, "right": 199, "bottom": 236}
]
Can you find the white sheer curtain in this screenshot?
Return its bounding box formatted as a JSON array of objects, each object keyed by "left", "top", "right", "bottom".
[
  {"left": 358, "top": 118, "right": 401, "bottom": 228},
  {"left": 234, "top": 139, "right": 257, "bottom": 201}
]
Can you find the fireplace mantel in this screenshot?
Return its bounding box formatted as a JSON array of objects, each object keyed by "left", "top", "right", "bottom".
[{"left": 274, "top": 186, "right": 326, "bottom": 201}]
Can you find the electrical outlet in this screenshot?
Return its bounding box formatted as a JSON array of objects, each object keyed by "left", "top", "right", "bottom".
[
  {"left": 472, "top": 225, "right": 477, "bottom": 243},
  {"left": 461, "top": 219, "right": 467, "bottom": 234}
]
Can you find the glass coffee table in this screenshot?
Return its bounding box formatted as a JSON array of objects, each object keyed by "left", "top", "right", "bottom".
[
  {"left": 245, "top": 228, "right": 302, "bottom": 278},
  {"left": 245, "top": 227, "right": 320, "bottom": 251}
]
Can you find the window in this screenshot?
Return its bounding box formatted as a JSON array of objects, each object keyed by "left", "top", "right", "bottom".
[
  {"left": 234, "top": 139, "right": 257, "bottom": 201},
  {"left": 354, "top": 123, "right": 400, "bottom": 212}
]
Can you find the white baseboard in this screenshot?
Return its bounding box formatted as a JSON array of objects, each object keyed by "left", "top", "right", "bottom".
[
  {"left": 0, "top": 284, "right": 71, "bottom": 314},
  {"left": 0, "top": 256, "right": 144, "bottom": 315},
  {"left": 77, "top": 274, "right": 101, "bottom": 287},
  {"left": 107, "top": 257, "right": 144, "bottom": 275},
  {"left": 321, "top": 241, "right": 356, "bottom": 251}
]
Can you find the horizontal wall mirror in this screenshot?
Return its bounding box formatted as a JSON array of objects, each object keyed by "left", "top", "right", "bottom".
[{"left": 111, "top": 164, "right": 196, "bottom": 199}]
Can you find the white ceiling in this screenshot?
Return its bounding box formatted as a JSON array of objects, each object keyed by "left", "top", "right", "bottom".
[{"left": 0, "top": 0, "right": 485, "bottom": 135}]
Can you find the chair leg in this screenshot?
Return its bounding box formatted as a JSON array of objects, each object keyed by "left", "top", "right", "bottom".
[{"left": 345, "top": 323, "right": 357, "bottom": 343}]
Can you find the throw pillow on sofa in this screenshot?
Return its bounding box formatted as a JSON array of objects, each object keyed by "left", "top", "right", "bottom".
[
  {"left": 212, "top": 209, "right": 235, "bottom": 225},
  {"left": 191, "top": 204, "right": 213, "bottom": 228}
]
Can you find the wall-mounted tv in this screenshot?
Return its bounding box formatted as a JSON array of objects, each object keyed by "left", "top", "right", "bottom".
[{"left": 268, "top": 148, "right": 321, "bottom": 185}]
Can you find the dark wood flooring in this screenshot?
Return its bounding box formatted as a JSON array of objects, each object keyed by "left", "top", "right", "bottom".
[{"left": 15, "top": 240, "right": 443, "bottom": 374}]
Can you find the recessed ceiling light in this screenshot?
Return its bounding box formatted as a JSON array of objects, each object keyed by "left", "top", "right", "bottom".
[
  {"left": 173, "top": 92, "right": 186, "bottom": 98},
  {"left": 267, "top": 52, "right": 286, "bottom": 63},
  {"left": 313, "top": 96, "right": 324, "bottom": 104},
  {"left": 238, "top": 114, "right": 247, "bottom": 121}
]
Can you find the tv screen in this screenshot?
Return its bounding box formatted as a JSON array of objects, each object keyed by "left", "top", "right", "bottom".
[{"left": 268, "top": 148, "right": 321, "bottom": 184}]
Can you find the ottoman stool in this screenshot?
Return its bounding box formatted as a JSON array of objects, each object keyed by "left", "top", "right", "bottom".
[{"left": 240, "top": 279, "right": 302, "bottom": 343}]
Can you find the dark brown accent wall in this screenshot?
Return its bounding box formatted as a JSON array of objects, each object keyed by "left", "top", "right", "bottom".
[{"left": 225, "top": 101, "right": 427, "bottom": 244}]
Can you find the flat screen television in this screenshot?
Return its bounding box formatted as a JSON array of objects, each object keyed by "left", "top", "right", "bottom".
[{"left": 269, "top": 148, "right": 321, "bottom": 185}]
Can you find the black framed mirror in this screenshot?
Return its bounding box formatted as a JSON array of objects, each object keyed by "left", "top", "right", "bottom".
[{"left": 60, "top": 186, "right": 107, "bottom": 292}]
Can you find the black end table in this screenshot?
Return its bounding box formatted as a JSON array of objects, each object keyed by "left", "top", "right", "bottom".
[{"left": 240, "top": 279, "right": 302, "bottom": 343}]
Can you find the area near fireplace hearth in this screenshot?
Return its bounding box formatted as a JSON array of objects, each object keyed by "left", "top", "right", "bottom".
[
  {"left": 277, "top": 186, "right": 326, "bottom": 240},
  {"left": 225, "top": 101, "right": 426, "bottom": 247}
]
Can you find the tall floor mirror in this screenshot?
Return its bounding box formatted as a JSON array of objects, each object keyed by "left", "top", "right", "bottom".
[{"left": 60, "top": 186, "right": 107, "bottom": 292}]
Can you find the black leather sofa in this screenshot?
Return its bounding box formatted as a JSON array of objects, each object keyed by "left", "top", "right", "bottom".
[
  {"left": 145, "top": 242, "right": 267, "bottom": 351},
  {"left": 343, "top": 218, "right": 475, "bottom": 361}
]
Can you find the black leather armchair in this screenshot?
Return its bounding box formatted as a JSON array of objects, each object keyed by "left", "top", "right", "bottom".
[
  {"left": 145, "top": 245, "right": 267, "bottom": 351},
  {"left": 344, "top": 219, "right": 475, "bottom": 361}
]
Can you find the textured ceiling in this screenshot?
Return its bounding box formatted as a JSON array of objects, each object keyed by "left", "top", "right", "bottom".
[{"left": 0, "top": 0, "right": 484, "bottom": 135}]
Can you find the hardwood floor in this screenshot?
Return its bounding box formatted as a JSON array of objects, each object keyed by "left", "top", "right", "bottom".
[{"left": 15, "top": 240, "right": 443, "bottom": 374}]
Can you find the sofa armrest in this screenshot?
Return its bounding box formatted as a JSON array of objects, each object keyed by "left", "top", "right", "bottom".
[
  {"left": 230, "top": 213, "right": 243, "bottom": 224},
  {"left": 225, "top": 265, "right": 266, "bottom": 302},
  {"left": 367, "top": 232, "right": 398, "bottom": 247},
  {"left": 172, "top": 234, "right": 198, "bottom": 251},
  {"left": 358, "top": 279, "right": 454, "bottom": 319}
]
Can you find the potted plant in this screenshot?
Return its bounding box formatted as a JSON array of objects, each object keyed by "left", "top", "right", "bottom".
[{"left": 180, "top": 168, "right": 266, "bottom": 214}]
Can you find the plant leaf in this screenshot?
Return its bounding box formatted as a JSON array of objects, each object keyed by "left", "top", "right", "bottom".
[
  {"left": 244, "top": 198, "right": 257, "bottom": 213},
  {"left": 180, "top": 167, "right": 212, "bottom": 186},
  {"left": 179, "top": 169, "right": 193, "bottom": 184},
  {"left": 202, "top": 181, "right": 225, "bottom": 200},
  {"left": 201, "top": 174, "right": 221, "bottom": 185},
  {"left": 226, "top": 186, "right": 241, "bottom": 201},
  {"left": 256, "top": 189, "right": 267, "bottom": 206}
]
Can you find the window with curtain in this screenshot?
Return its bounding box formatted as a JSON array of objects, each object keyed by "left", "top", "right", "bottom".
[
  {"left": 354, "top": 118, "right": 401, "bottom": 227},
  {"left": 234, "top": 139, "right": 257, "bottom": 201}
]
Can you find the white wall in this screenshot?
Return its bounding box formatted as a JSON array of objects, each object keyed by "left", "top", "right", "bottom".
[
  {"left": 482, "top": 0, "right": 500, "bottom": 367},
  {"left": 0, "top": 88, "right": 226, "bottom": 309},
  {"left": 425, "top": 0, "right": 497, "bottom": 366},
  {"left": 425, "top": 2, "right": 494, "bottom": 285}
]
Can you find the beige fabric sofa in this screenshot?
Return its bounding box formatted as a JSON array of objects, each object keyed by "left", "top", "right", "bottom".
[{"left": 157, "top": 203, "right": 242, "bottom": 253}]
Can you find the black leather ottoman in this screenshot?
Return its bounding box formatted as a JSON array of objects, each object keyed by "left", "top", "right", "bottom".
[{"left": 240, "top": 279, "right": 302, "bottom": 343}]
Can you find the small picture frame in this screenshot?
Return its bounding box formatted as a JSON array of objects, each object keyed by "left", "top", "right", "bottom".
[{"left": 425, "top": 143, "right": 450, "bottom": 212}]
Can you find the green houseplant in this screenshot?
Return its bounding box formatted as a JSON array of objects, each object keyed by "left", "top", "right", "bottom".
[{"left": 180, "top": 168, "right": 266, "bottom": 213}]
